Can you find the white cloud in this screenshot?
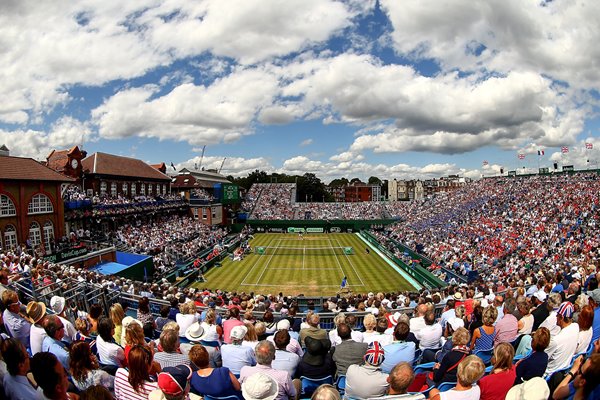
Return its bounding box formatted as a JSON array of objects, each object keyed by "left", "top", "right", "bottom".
[{"left": 300, "top": 139, "right": 313, "bottom": 147}]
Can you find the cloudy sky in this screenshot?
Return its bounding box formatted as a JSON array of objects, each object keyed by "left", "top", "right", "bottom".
[{"left": 1, "top": 0, "right": 599, "bottom": 182}]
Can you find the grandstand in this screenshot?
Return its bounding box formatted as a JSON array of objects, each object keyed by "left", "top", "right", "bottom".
[{"left": 2, "top": 169, "right": 600, "bottom": 399}]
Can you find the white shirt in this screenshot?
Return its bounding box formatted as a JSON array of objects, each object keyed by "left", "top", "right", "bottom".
[
  {"left": 410, "top": 316, "right": 426, "bottom": 334},
  {"left": 576, "top": 328, "right": 593, "bottom": 354},
  {"left": 415, "top": 323, "right": 443, "bottom": 350},
  {"left": 440, "top": 385, "right": 481, "bottom": 400},
  {"left": 30, "top": 324, "right": 47, "bottom": 356},
  {"left": 540, "top": 311, "right": 561, "bottom": 336},
  {"left": 58, "top": 315, "right": 77, "bottom": 344},
  {"left": 545, "top": 322, "right": 579, "bottom": 375},
  {"left": 96, "top": 335, "right": 125, "bottom": 367},
  {"left": 329, "top": 329, "right": 364, "bottom": 346}
]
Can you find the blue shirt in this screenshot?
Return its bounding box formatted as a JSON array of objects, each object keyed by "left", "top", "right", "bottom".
[
  {"left": 221, "top": 344, "right": 256, "bottom": 375},
  {"left": 381, "top": 341, "right": 416, "bottom": 374},
  {"left": 3, "top": 374, "right": 39, "bottom": 400},
  {"left": 593, "top": 307, "right": 600, "bottom": 343},
  {"left": 42, "top": 336, "right": 70, "bottom": 370},
  {"left": 2, "top": 309, "right": 31, "bottom": 349}
]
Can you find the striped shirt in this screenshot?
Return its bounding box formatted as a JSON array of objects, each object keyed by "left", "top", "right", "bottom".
[
  {"left": 114, "top": 368, "right": 159, "bottom": 400},
  {"left": 153, "top": 351, "right": 191, "bottom": 369}
]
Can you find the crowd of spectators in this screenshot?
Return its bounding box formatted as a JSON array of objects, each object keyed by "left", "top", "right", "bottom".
[{"left": 246, "top": 184, "right": 296, "bottom": 220}]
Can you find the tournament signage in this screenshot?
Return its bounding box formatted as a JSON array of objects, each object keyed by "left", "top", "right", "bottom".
[
  {"left": 287, "top": 227, "right": 305, "bottom": 233},
  {"left": 306, "top": 228, "right": 324, "bottom": 233},
  {"left": 44, "top": 247, "right": 88, "bottom": 263},
  {"left": 222, "top": 184, "right": 239, "bottom": 203}
]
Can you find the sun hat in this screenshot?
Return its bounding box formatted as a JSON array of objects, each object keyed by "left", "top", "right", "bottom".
[
  {"left": 276, "top": 319, "right": 291, "bottom": 330},
  {"left": 50, "top": 296, "right": 66, "bottom": 315},
  {"left": 533, "top": 291, "right": 547, "bottom": 302},
  {"left": 364, "top": 341, "right": 385, "bottom": 366},
  {"left": 303, "top": 337, "right": 331, "bottom": 366},
  {"left": 505, "top": 377, "right": 550, "bottom": 400},
  {"left": 557, "top": 302, "right": 574, "bottom": 319},
  {"left": 447, "top": 317, "right": 465, "bottom": 331},
  {"left": 453, "top": 292, "right": 463, "bottom": 301},
  {"left": 157, "top": 365, "right": 192, "bottom": 396},
  {"left": 242, "top": 373, "right": 278, "bottom": 400},
  {"left": 388, "top": 312, "right": 402, "bottom": 326},
  {"left": 26, "top": 301, "right": 46, "bottom": 324},
  {"left": 185, "top": 322, "right": 207, "bottom": 342},
  {"left": 230, "top": 325, "right": 248, "bottom": 341},
  {"left": 122, "top": 316, "right": 143, "bottom": 329}
]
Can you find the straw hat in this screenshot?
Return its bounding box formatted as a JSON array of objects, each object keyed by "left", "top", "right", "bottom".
[
  {"left": 185, "top": 322, "right": 207, "bottom": 342},
  {"left": 26, "top": 301, "right": 47, "bottom": 324}
]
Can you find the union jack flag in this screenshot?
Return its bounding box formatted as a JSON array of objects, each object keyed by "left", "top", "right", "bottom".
[
  {"left": 561, "top": 146, "right": 569, "bottom": 153},
  {"left": 586, "top": 143, "right": 593, "bottom": 150},
  {"left": 518, "top": 154, "right": 525, "bottom": 159}
]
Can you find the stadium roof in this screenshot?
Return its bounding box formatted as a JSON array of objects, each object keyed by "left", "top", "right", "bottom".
[
  {"left": 0, "top": 155, "right": 75, "bottom": 182},
  {"left": 179, "top": 168, "right": 231, "bottom": 184},
  {"left": 82, "top": 152, "right": 171, "bottom": 181}
]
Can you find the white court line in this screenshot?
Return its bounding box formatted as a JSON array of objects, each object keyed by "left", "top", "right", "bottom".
[
  {"left": 253, "top": 238, "right": 282, "bottom": 285},
  {"left": 240, "top": 283, "right": 344, "bottom": 287},
  {"left": 239, "top": 235, "right": 278, "bottom": 285},
  {"left": 332, "top": 236, "right": 366, "bottom": 286},
  {"left": 267, "top": 267, "right": 339, "bottom": 270}
]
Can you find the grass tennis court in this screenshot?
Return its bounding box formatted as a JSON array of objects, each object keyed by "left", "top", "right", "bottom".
[{"left": 191, "top": 233, "right": 416, "bottom": 297}]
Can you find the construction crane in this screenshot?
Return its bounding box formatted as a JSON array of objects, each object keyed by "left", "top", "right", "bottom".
[{"left": 218, "top": 157, "right": 226, "bottom": 173}]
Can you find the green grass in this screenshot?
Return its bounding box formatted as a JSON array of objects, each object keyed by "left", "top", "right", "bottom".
[{"left": 190, "top": 233, "right": 415, "bottom": 297}]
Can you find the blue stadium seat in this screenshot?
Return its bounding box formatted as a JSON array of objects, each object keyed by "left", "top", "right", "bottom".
[
  {"left": 203, "top": 396, "right": 239, "bottom": 400},
  {"left": 336, "top": 375, "right": 346, "bottom": 395},
  {"left": 437, "top": 381, "right": 457, "bottom": 392},
  {"left": 474, "top": 348, "right": 494, "bottom": 365},
  {"left": 300, "top": 375, "right": 333, "bottom": 396}
]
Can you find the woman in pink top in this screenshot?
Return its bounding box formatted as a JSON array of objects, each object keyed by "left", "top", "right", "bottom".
[{"left": 223, "top": 308, "right": 244, "bottom": 344}]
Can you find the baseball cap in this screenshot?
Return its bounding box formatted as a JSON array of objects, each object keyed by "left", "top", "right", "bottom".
[
  {"left": 364, "top": 341, "right": 385, "bottom": 366},
  {"left": 157, "top": 365, "right": 192, "bottom": 396},
  {"left": 230, "top": 325, "right": 248, "bottom": 341},
  {"left": 242, "top": 373, "right": 278, "bottom": 400},
  {"left": 557, "top": 302, "right": 574, "bottom": 319}
]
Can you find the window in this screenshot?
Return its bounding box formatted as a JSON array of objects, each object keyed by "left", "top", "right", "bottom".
[
  {"left": 43, "top": 221, "right": 54, "bottom": 250},
  {"left": 3, "top": 225, "right": 17, "bottom": 249},
  {"left": 140, "top": 183, "right": 145, "bottom": 195},
  {"left": 0, "top": 195, "right": 16, "bottom": 217},
  {"left": 100, "top": 181, "right": 107, "bottom": 195},
  {"left": 111, "top": 182, "right": 117, "bottom": 197},
  {"left": 29, "top": 222, "right": 41, "bottom": 246},
  {"left": 122, "top": 183, "right": 128, "bottom": 196},
  {"left": 27, "top": 194, "right": 54, "bottom": 215},
  {"left": 202, "top": 208, "right": 208, "bottom": 220},
  {"left": 162, "top": 184, "right": 166, "bottom": 195},
  {"left": 192, "top": 208, "right": 198, "bottom": 219},
  {"left": 131, "top": 183, "right": 136, "bottom": 196},
  {"left": 148, "top": 184, "right": 153, "bottom": 195},
  {"left": 212, "top": 207, "right": 217, "bottom": 219}
]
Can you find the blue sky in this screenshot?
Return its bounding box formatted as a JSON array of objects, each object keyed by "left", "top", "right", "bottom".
[{"left": 0, "top": 0, "right": 599, "bottom": 182}]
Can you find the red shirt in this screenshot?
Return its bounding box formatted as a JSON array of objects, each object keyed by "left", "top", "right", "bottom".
[{"left": 478, "top": 366, "right": 516, "bottom": 400}]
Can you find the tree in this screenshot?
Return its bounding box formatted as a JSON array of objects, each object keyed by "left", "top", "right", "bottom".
[
  {"left": 329, "top": 178, "right": 349, "bottom": 187},
  {"left": 368, "top": 176, "right": 382, "bottom": 185}
]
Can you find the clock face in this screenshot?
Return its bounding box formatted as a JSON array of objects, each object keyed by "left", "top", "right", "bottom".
[{"left": 71, "top": 159, "right": 79, "bottom": 168}]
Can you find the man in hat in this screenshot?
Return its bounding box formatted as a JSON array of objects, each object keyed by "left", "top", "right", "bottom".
[
  {"left": 149, "top": 364, "right": 201, "bottom": 400},
  {"left": 185, "top": 322, "right": 221, "bottom": 367},
  {"left": 381, "top": 322, "right": 416, "bottom": 374},
  {"left": 1, "top": 289, "right": 31, "bottom": 349},
  {"left": 531, "top": 290, "right": 550, "bottom": 331},
  {"left": 332, "top": 322, "right": 368, "bottom": 376},
  {"left": 50, "top": 296, "right": 76, "bottom": 344},
  {"left": 26, "top": 300, "right": 47, "bottom": 355},
  {"left": 241, "top": 373, "right": 279, "bottom": 400},
  {"left": 587, "top": 288, "right": 600, "bottom": 342},
  {"left": 545, "top": 301, "right": 579, "bottom": 376},
  {"left": 222, "top": 325, "right": 256, "bottom": 376},
  {"left": 239, "top": 340, "right": 297, "bottom": 400},
  {"left": 345, "top": 341, "right": 389, "bottom": 399}
]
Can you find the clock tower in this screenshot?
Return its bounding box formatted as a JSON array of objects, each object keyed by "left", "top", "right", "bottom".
[{"left": 46, "top": 145, "right": 87, "bottom": 181}]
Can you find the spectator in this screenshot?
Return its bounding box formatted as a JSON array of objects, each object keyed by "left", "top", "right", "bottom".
[
  {"left": 267, "top": 319, "right": 303, "bottom": 357},
  {"left": 239, "top": 340, "right": 298, "bottom": 400},
  {"left": 575, "top": 305, "right": 594, "bottom": 354},
  {"left": 331, "top": 322, "right": 368, "bottom": 376},
  {"left": 531, "top": 290, "right": 550, "bottom": 332},
  {"left": 1, "top": 290, "right": 31, "bottom": 350},
  {"left": 155, "top": 305, "right": 171, "bottom": 333},
  {"left": 51, "top": 296, "right": 77, "bottom": 344},
  {"left": 189, "top": 344, "right": 242, "bottom": 399},
  {"left": 409, "top": 304, "right": 428, "bottom": 335},
  {"left": 517, "top": 297, "right": 534, "bottom": 336},
  {"left": 88, "top": 303, "right": 103, "bottom": 335},
  {"left": 42, "top": 314, "right": 70, "bottom": 370},
  {"left": 31, "top": 352, "right": 76, "bottom": 400},
  {"left": 222, "top": 325, "right": 256, "bottom": 376},
  {"left": 431, "top": 327, "right": 471, "bottom": 386},
  {"left": 553, "top": 354, "right": 600, "bottom": 400},
  {"left": 69, "top": 340, "right": 115, "bottom": 392},
  {"left": 300, "top": 313, "right": 327, "bottom": 347},
  {"left": 109, "top": 303, "right": 125, "bottom": 346},
  {"left": 271, "top": 329, "right": 301, "bottom": 378},
  {"left": 294, "top": 337, "right": 335, "bottom": 387},
  {"left": 546, "top": 302, "right": 579, "bottom": 376},
  {"left": 185, "top": 322, "right": 222, "bottom": 368},
  {"left": 27, "top": 300, "right": 47, "bottom": 355},
  {"left": 96, "top": 316, "right": 125, "bottom": 368},
  {"left": 176, "top": 301, "right": 198, "bottom": 338},
  {"left": 241, "top": 373, "right": 279, "bottom": 400},
  {"left": 493, "top": 297, "right": 518, "bottom": 346},
  {"left": 137, "top": 297, "right": 156, "bottom": 330},
  {"left": 384, "top": 362, "right": 425, "bottom": 400},
  {"left": 150, "top": 365, "right": 202, "bottom": 400},
  {"left": 1, "top": 338, "right": 38, "bottom": 399},
  {"left": 310, "top": 383, "right": 341, "bottom": 400},
  {"left": 429, "top": 355, "right": 485, "bottom": 400},
  {"left": 362, "top": 314, "right": 378, "bottom": 344},
  {"left": 154, "top": 329, "right": 191, "bottom": 369},
  {"left": 588, "top": 288, "right": 600, "bottom": 342},
  {"left": 515, "top": 327, "right": 550, "bottom": 384},
  {"left": 470, "top": 306, "right": 496, "bottom": 351},
  {"left": 381, "top": 322, "right": 415, "bottom": 374},
  {"left": 223, "top": 307, "right": 244, "bottom": 344},
  {"left": 506, "top": 377, "right": 550, "bottom": 399},
  {"left": 539, "top": 293, "right": 563, "bottom": 336},
  {"left": 478, "top": 342, "right": 516, "bottom": 400},
  {"left": 115, "top": 345, "right": 160, "bottom": 400},
  {"left": 345, "top": 341, "right": 389, "bottom": 399},
  {"left": 415, "top": 310, "right": 442, "bottom": 351}
]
